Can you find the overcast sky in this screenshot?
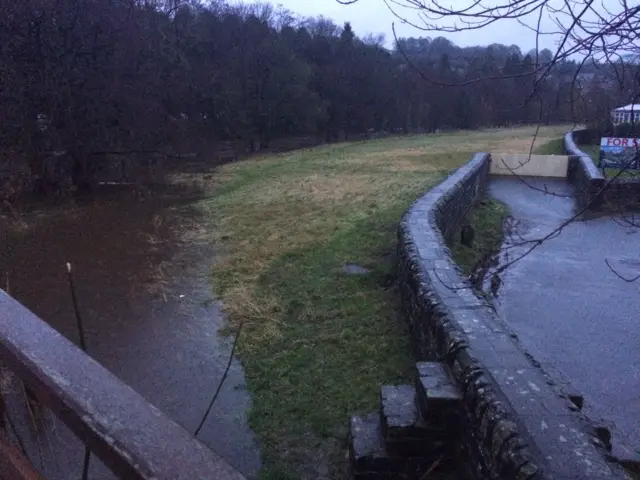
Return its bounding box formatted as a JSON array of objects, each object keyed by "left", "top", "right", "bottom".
[{"left": 266, "top": 0, "right": 559, "bottom": 51}]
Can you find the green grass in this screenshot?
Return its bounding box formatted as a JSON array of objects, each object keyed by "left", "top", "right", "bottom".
[
  {"left": 532, "top": 137, "right": 564, "bottom": 155},
  {"left": 449, "top": 199, "right": 509, "bottom": 276},
  {"left": 580, "top": 144, "right": 600, "bottom": 160},
  {"left": 179, "top": 125, "right": 569, "bottom": 478}
]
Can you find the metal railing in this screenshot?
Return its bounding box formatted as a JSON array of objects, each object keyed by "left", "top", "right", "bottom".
[{"left": 0, "top": 290, "right": 245, "bottom": 480}]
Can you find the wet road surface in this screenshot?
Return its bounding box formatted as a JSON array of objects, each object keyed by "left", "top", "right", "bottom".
[
  {"left": 490, "top": 176, "right": 640, "bottom": 455},
  {"left": 0, "top": 189, "right": 260, "bottom": 479}
]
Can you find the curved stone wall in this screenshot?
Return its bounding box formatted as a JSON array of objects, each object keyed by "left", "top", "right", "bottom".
[
  {"left": 564, "top": 130, "right": 605, "bottom": 211},
  {"left": 565, "top": 129, "right": 640, "bottom": 211},
  {"left": 397, "top": 152, "right": 625, "bottom": 479}
]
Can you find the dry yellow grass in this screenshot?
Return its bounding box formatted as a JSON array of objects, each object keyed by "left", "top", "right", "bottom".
[{"left": 194, "top": 125, "right": 566, "bottom": 293}]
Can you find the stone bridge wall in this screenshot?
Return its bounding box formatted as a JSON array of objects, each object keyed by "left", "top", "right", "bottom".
[
  {"left": 565, "top": 129, "right": 640, "bottom": 211},
  {"left": 397, "top": 152, "right": 625, "bottom": 479}
]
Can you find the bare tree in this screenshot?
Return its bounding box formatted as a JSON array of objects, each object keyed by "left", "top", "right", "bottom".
[{"left": 339, "top": 0, "right": 638, "bottom": 67}]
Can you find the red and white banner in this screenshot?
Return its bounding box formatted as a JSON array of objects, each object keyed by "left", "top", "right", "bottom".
[{"left": 601, "top": 137, "right": 640, "bottom": 147}]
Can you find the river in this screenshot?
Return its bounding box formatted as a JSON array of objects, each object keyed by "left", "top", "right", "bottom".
[
  {"left": 490, "top": 176, "right": 640, "bottom": 461},
  {"left": 0, "top": 184, "right": 261, "bottom": 479}
]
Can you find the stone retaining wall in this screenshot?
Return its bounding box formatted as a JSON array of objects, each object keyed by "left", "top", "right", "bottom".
[
  {"left": 397, "top": 152, "right": 625, "bottom": 479},
  {"left": 564, "top": 129, "right": 640, "bottom": 211},
  {"left": 564, "top": 131, "right": 605, "bottom": 211}
]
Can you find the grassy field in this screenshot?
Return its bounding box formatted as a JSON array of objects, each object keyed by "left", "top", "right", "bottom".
[
  {"left": 185, "top": 125, "right": 568, "bottom": 479},
  {"left": 531, "top": 137, "right": 565, "bottom": 155},
  {"left": 580, "top": 144, "right": 600, "bottom": 160}
]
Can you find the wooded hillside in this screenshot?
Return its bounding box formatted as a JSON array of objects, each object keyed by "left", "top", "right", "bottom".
[{"left": 0, "top": 0, "right": 635, "bottom": 195}]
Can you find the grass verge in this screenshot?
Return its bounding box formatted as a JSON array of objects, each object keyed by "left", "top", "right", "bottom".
[
  {"left": 448, "top": 199, "right": 509, "bottom": 276},
  {"left": 532, "top": 137, "right": 564, "bottom": 155},
  {"left": 185, "top": 125, "right": 569, "bottom": 478}
]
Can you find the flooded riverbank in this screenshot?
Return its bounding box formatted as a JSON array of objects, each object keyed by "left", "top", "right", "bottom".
[
  {"left": 0, "top": 183, "right": 260, "bottom": 478},
  {"left": 490, "top": 176, "right": 640, "bottom": 458}
]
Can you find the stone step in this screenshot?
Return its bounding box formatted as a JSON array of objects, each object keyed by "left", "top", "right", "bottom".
[
  {"left": 414, "top": 362, "right": 463, "bottom": 434},
  {"left": 349, "top": 414, "right": 453, "bottom": 480},
  {"left": 379, "top": 384, "right": 454, "bottom": 461}
]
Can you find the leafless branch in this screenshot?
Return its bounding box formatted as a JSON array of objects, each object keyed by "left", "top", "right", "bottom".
[
  {"left": 605, "top": 258, "right": 640, "bottom": 283},
  {"left": 66, "top": 262, "right": 91, "bottom": 480},
  {"left": 193, "top": 322, "right": 244, "bottom": 438}
]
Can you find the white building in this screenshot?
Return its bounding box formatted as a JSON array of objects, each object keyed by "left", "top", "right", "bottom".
[{"left": 611, "top": 104, "right": 640, "bottom": 125}]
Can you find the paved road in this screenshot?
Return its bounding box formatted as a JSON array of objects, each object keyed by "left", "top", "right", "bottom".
[{"left": 490, "top": 176, "right": 640, "bottom": 455}]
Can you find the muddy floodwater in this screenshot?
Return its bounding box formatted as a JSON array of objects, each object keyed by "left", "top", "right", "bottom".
[
  {"left": 0, "top": 185, "right": 260, "bottom": 479},
  {"left": 490, "top": 177, "right": 640, "bottom": 458}
]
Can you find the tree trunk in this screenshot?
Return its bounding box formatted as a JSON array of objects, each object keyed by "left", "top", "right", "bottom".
[{"left": 71, "top": 152, "right": 92, "bottom": 194}]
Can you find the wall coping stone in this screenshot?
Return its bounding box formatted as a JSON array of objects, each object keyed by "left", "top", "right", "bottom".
[{"left": 564, "top": 131, "right": 605, "bottom": 183}]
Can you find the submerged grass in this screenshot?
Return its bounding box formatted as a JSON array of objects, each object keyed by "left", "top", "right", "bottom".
[
  {"left": 448, "top": 199, "right": 509, "bottom": 276},
  {"left": 188, "top": 125, "right": 568, "bottom": 478}
]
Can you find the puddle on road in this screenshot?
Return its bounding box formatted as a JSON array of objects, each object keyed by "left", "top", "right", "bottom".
[{"left": 0, "top": 186, "right": 260, "bottom": 479}]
